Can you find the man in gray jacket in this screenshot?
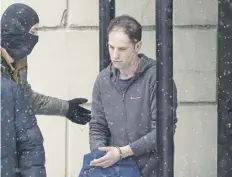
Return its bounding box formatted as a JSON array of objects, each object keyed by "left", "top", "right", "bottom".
[
  {"left": 1, "top": 3, "right": 91, "bottom": 125},
  {"left": 89, "top": 15, "right": 178, "bottom": 177}
]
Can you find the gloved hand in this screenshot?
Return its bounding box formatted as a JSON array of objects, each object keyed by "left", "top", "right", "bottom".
[{"left": 66, "top": 98, "right": 91, "bottom": 125}]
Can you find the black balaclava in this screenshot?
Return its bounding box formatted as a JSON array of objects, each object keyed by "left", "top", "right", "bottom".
[{"left": 1, "top": 3, "right": 39, "bottom": 61}]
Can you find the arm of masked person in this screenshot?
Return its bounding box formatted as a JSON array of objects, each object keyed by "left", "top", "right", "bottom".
[
  {"left": 89, "top": 76, "right": 111, "bottom": 151},
  {"left": 128, "top": 80, "right": 178, "bottom": 157},
  {"left": 18, "top": 65, "right": 91, "bottom": 125},
  {"left": 14, "top": 84, "right": 46, "bottom": 177}
]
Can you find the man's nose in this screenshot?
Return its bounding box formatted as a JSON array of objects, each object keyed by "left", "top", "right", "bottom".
[{"left": 113, "top": 49, "right": 119, "bottom": 59}]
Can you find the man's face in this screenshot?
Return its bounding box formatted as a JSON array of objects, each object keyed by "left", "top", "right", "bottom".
[{"left": 108, "top": 30, "right": 141, "bottom": 70}]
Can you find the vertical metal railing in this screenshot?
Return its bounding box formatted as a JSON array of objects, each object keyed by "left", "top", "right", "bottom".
[
  {"left": 99, "top": 0, "right": 115, "bottom": 71},
  {"left": 217, "top": 0, "right": 232, "bottom": 177},
  {"left": 156, "top": 0, "right": 174, "bottom": 176}
]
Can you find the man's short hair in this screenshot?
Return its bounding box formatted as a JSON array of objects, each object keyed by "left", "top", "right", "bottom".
[{"left": 107, "top": 15, "right": 142, "bottom": 43}]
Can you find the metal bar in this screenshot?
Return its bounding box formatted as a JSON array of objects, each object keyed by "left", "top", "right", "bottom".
[
  {"left": 99, "top": 0, "right": 115, "bottom": 71},
  {"left": 156, "top": 0, "right": 174, "bottom": 176},
  {"left": 217, "top": 0, "right": 232, "bottom": 177}
]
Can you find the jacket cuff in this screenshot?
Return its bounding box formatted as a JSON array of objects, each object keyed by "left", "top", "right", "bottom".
[
  {"left": 90, "top": 141, "right": 106, "bottom": 152},
  {"left": 61, "top": 100, "right": 69, "bottom": 117},
  {"left": 129, "top": 139, "right": 146, "bottom": 156}
]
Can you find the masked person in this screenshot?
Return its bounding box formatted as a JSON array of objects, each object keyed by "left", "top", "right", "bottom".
[
  {"left": 1, "top": 77, "right": 46, "bottom": 177},
  {"left": 89, "top": 15, "right": 178, "bottom": 177},
  {"left": 1, "top": 3, "right": 91, "bottom": 125}
]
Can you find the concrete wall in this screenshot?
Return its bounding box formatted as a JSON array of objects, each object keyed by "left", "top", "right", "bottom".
[{"left": 1, "top": 0, "right": 218, "bottom": 176}]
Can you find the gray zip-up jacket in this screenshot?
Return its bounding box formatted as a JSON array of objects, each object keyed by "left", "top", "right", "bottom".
[
  {"left": 1, "top": 59, "right": 69, "bottom": 116},
  {"left": 89, "top": 53, "right": 178, "bottom": 177}
]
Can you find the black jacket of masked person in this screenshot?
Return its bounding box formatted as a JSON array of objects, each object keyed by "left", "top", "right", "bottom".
[
  {"left": 1, "top": 3, "right": 91, "bottom": 125},
  {"left": 1, "top": 77, "right": 46, "bottom": 177}
]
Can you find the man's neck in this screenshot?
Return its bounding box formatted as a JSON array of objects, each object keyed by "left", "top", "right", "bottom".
[{"left": 119, "top": 57, "right": 140, "bottom": 80}]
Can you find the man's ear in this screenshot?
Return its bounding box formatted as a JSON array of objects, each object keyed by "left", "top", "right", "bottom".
[{"left": 135, "top": 41, "right": 142, "bottom": 53}]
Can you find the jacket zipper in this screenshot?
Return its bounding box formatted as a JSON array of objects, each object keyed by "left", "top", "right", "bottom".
[
  {"left": 112, "top": 78, "right": 137, "bottom": 117},
  {"left": 112, "top": 81, "right": 135, "bottom": 144}
]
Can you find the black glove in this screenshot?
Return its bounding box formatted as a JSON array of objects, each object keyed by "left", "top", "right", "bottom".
[{"left": 66, "top": 98, "right": 91, "bottom": 125}]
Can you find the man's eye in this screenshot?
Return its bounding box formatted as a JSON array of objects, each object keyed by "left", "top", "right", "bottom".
[{"left": 119, "top": 48, "right": 126, "bottom": 50}]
